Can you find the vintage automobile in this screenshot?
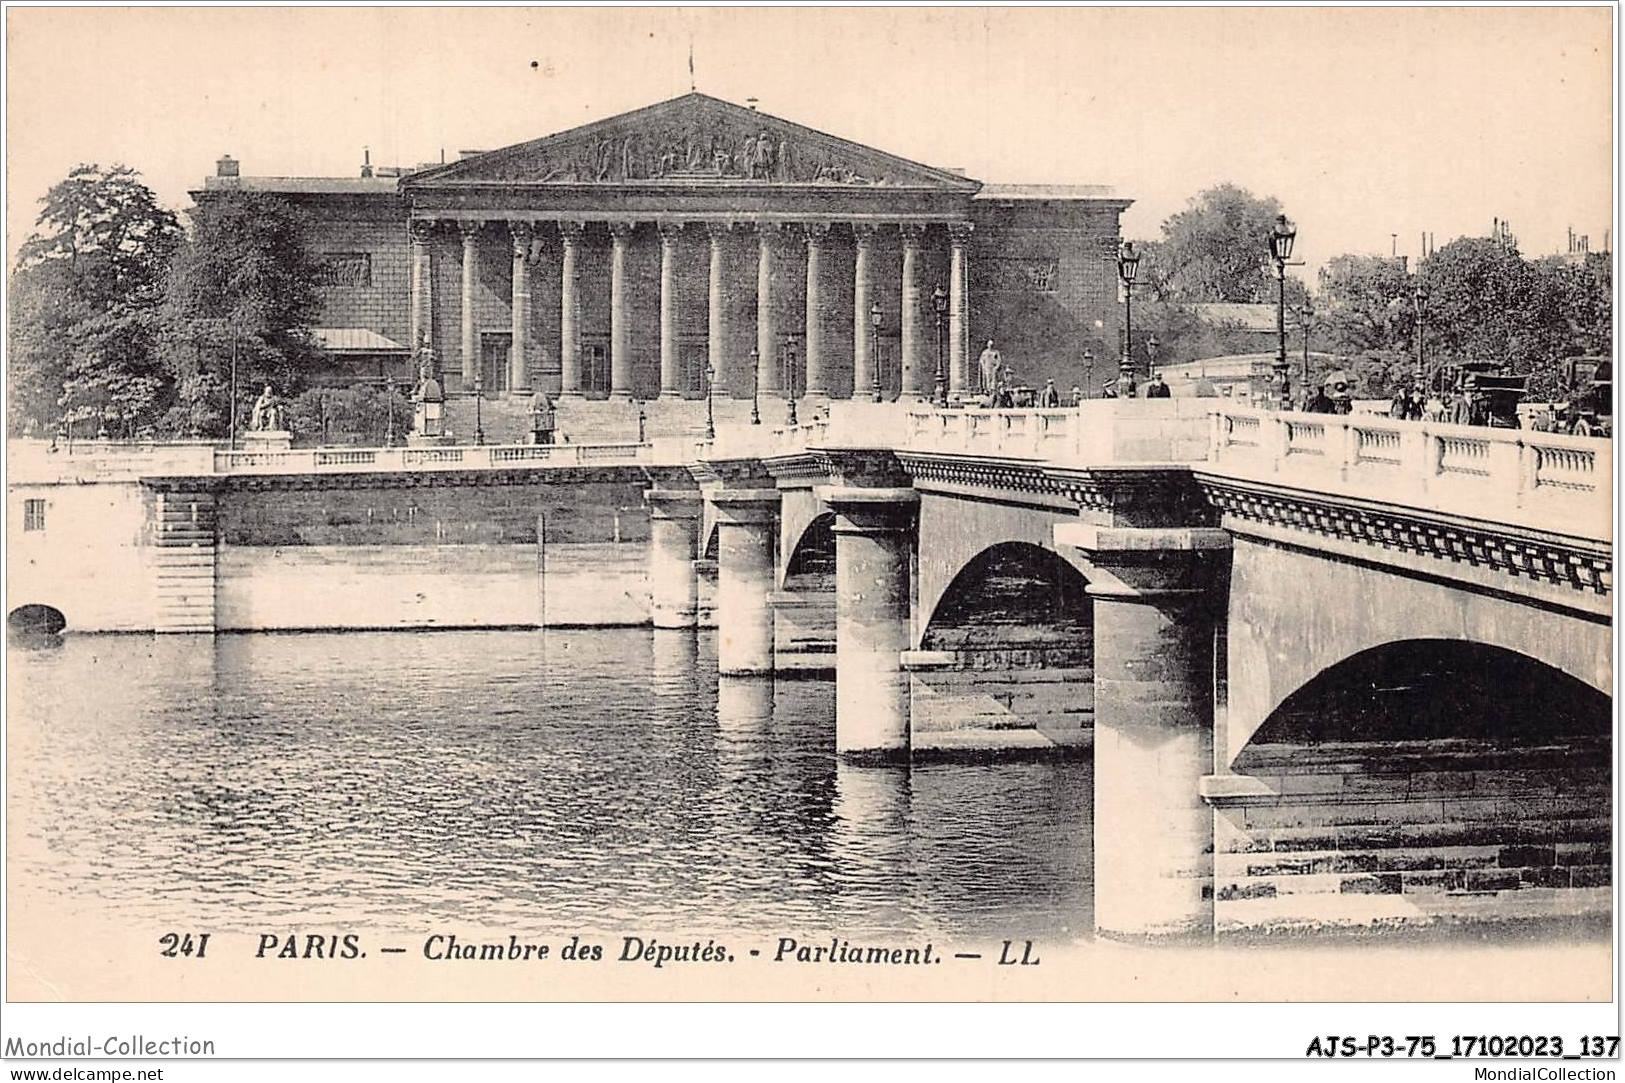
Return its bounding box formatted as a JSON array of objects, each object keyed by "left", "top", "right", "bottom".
[
  {"left": 1436, "top": 360, "right": 1528, "bottom": 428},
  {"left": 1552, "top": 356, "right": 1613, "bottom": 437}
]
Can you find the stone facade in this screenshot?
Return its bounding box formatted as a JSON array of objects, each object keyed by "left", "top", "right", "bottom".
[{"left": 195, "top": 93, "right": 1130, "bottom": 423}]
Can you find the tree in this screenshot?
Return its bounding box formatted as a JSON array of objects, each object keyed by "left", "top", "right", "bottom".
[
  {"left": 1316, "top": 253, "right": 1416, "bottom": 357},
  {"left": 8, "top": 164, "right": 181, "bottom": 433},
  {"left": 1145, "top": 184, "right": 1286, "bottom": 303},
  {"left": 162, "top": 190, "right": 325, "bottom": 433}
]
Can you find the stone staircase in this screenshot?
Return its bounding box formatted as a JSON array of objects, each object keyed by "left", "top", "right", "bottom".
[
  {"left": 440, "top": 394, "right": 539, "bottom": 446},
  {"left": 151, "top": 489, "right": 217, "bottom": 633}
]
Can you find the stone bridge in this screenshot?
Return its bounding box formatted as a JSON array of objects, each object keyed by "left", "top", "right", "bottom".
[{"left": 7, "top": 400, "right": 1612, "bottom": 939}]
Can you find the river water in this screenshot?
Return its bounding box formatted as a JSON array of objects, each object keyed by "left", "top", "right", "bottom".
[{"left": 7, "top": 629, "right": 1092, "bottom": 939}]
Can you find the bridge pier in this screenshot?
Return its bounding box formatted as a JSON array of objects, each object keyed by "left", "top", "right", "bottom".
[
  {"left": 645, "top": 487, "right": 703, "bottom": 628},
  {"left": 1058, "top": 523, "right": 1230, "bottom": 939},
  {"left": 710, "top": 489, "right": 781, "bottom": 675},
  {"left": 822, "top": 486, "right": 918, "bottom": 762}
]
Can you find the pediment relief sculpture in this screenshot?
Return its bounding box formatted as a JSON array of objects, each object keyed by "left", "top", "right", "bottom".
[{"left": 407, "top": 94, "right": 975, "bottom": 190}]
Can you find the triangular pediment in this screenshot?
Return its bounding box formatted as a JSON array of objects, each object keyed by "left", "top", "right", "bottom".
[{"left": 403, "top": 93, "right": 980, "bottom": 191}]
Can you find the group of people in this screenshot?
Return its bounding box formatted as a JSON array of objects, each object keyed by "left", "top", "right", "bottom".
[
  {"left": 977, "top": 339, "right": 1168, "bottom": 407},
  {"left": 1388, "top": 386, "right": 1490, "bottom": 426}
]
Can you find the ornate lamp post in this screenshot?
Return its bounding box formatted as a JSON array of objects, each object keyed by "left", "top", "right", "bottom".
[
  {"left": 473, "top": 373, "right": 485, "bottom": 445},
  {"left": 869, "top": 300, "right": 883, "bottom": 402},
  {"left": 932, "top": 284, "right": 948, "bottom": 407},
  {"left": 1115, "top": 241, "right": 1141, "bottom": 398},
  {"left": 1269, "top": 214, "right": 1298, "bottom": 410},
  {"left": 783, "top": 340, "right": 799, "bottom": 427},
  {"left": 1413, "top": 280, "right": 1428, "bottom": 390},
  {"left": 749, "top": 347, "right": 761, "bottom": 425},
  {"left": 1299, "top": 301, "right": 1314, "bottom": 386},
  {"left": 1083, "top": 349, "right": 1094, "bottom": 399},
  {"left": 228, "top": 327, "right": 240, "bottom": 450},
  {"left": 384, "top": 376, "right": 396, "bottom": 446},
  {"left": 1146, "top": 334, "right": 1160, "bottom": 379},
  {"left": 704, "top": 359, "right": 716, "bottom": 440}
]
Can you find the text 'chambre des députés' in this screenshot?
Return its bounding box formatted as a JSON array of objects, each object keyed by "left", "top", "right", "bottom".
[{"left": 250, "top": 933, "right": 1042, "bottom": 968}]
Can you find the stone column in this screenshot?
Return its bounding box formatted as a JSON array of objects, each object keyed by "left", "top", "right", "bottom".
[
  {"left": 409, "top": 219, "right": 435, "bottom": 363},
  {"left": 609, "top": 221, "right": 634, "bottom": 401},
  {"left": 852, "top": 224, "right": 876, "bottom": 400},
  {"left": 756, "top": 223, "right": 780, "bottom": 397},
  {"left": 658, "top": 221, "right": 683, "bottom": 398},
  {"left": 559, "top": 222, "right": 584, "bottom": 398},
  {"left": 1055, "top": 523, "right": 1231, "bottom": 939},
  {"left": 804, "top": 223, "right": 830, "bottom": 399},
  {"left": 508, "top": 221, "right": 533, "bottom": 394},
  {"left": 822, "top": 486, "right": 918, "bottom": 761},
  {"left": 707, "top": 222, "right": 730, "bottom": 396},
  {"left": 459, "top": 221, "right": 483, "bottom": 390},
  {"left": 899, "top": 223, "right": 926, "bottom": 401},
  {"left": 948, "top": 222, "right": 972, "bottom": 398},
  {"left": 710, "top": 488, "right": 780, "bottom": 675},
  {"left": 644, "top": 487, "right": 703, "bottom": 628}
]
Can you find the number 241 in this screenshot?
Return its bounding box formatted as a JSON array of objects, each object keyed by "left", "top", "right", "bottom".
[{"left": 158, "top": 933, "right": 209, "bottom": 959}]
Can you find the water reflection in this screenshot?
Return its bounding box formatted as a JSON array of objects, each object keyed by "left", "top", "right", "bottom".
[{"left": 8, "top": 629, "right": 1093, "bottom": 937}]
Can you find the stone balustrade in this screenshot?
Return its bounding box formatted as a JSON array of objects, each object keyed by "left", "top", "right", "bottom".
[
  {"left": 902, "top": 399, "right": 1214, "bottom": 465},
  {"left": 212, "top": 440, "right": 662, "bottom": 476},
  {"left": 1206, "top": 407, "right": 1613, "bottom": 541}
]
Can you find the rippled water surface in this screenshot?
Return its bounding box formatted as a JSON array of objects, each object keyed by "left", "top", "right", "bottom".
[{"left": 8, "top": 630, "right": 1092, "bottom": 937}]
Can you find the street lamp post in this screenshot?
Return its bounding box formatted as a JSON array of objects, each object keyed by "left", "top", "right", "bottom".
[
  {"left": 1115, "top": 241, "right": 1141, "bottom": 398},
  {"left": 384, "top": 376, "right": 396, "bottom": 446},
  {"left": 869, "top": 301, "right": 883, "bottom": 402},
  {"left": 932, "top": 284, "right": 948, "bottom": 407},
  {"left": 473, "top": 374, "right": 485, "bottom": 445},
  {"left": 228, "top": 328, "right": 240, "bottom": 450},
  {"left": 1268, "top": 214, "right": 1298, "bottom": 410},
  {"left": 704, "top": 359, "right": 716, "bottom": 440},
  {"left": 749, "top": 347, "right": 760, "bottom": 425},
  {"left": 1300, "top": 301, "right": 1314, "bottom": 385},
  {"left": 783, "top": 341, "right": 799, "bottom": 427},
  {"left": 1413, "top": 281, "right": 1428, "bottom": 389},
  {"left": 1146, "top": 334, "right": 1160, "bottom": 379},
  {"left": 1082, "top": 350, "right": 1094, "bottom": 399}
]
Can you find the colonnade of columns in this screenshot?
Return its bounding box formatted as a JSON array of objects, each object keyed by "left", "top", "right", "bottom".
[
  {"left": 643, "top": 472, "right": 1229, "bottom": 940},
  {"left": 407, "top": 217, "right": 974, "bottom": 401}
]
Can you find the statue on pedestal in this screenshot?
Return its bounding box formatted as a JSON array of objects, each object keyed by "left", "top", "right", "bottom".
[{"left": 249, "top": 385, "right": 284, "bottom": 432}]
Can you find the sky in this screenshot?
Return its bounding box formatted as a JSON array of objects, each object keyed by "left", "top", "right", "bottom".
[{"left": 5, "top": 6, "right": 1614, "bottom": 280}]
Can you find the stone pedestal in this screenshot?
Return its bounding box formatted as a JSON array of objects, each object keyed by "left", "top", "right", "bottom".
[
  {"left": 1056, "top": 523, "right": 1230, "bottom": 938},
  {"left": 645, "top": 488, "right": 703, "bottom": 629},
  {"left": 822, "top": 486, "right": 918, "bottom": 762},
  {"left": 711, "top": 489, "right": 780, "bottom": 675},
  {"left": 241, "top": 430, "right": 292, "bottom": 452}
]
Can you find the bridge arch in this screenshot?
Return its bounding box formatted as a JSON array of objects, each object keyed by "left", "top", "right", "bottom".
[
  {"left": 8, "top": 603, "right": 66, "bottom": 636},
  {"left": 1240, "top": 638, "right": 1610, "bottom": 759},
  {"left": 921, "top": 541, "right": 1091, "bottom": 651},
  {"left": 913, "top": 541, "right": 1093, "bottom": 750},
  {"left": 1222, "top": 536, "right": 1611, "bottom": 767},
  {"left": 782, "top": 511, "right": 835, "bottom": 591}
]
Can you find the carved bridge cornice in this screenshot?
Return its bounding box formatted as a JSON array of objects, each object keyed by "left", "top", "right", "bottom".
[
  {"left": 896, "top": 453, "right": 1212, "bottom": 526},
  {"left": 1195, "top": 473, "right": 1612, "bottom": 599}
]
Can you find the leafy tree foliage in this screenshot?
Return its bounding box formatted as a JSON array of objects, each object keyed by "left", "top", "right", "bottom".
[
  {"left": 286, "top": 385, "right": 413, "bottom": 445},
  {"left": 162, "top": 189, "right": 325, "bottom": 426},
  {"left": 1143, "top": 184, "right": 1286, "bottom": 304},
  {"left": 8, "top": 164, "right": 181, "bottom": 433}
]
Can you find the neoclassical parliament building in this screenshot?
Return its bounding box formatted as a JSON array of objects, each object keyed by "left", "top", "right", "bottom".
[{"left": 197, "top": 92, "right": 1130, "bottom": 434}]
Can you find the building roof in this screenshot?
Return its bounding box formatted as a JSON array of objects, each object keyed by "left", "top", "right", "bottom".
[
  {"left": 975, "top": 183, "right": 1120, "bottom": 201},
  {"left": 1159, "top": 351, "right": 1341, "bottom": 379},
  {"left": 311, "top": 327, "right": 409, "bottom": 353},
  {"left": 1190, "top": 302, "right": 1279, "bottom": 334},
  {"left": 201, "top": 176, "right": 404, "bottom": 195}
]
